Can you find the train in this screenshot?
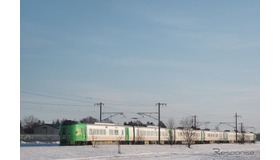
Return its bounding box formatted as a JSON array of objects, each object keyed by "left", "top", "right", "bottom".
[{"left": 59, "top": 120, "right": 256, "bottom": 145}]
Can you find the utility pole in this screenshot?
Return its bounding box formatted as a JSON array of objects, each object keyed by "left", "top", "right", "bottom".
[
  {"left": 137, "top": 102, "right": 166, "bottom": 145},
  {"left": 156, "top": 102, "right": 166, "bottom": 144},
  {"left": 95, "top": 102, "right": 104, "bottom": 122},
  {"left": 193, "top": 115, "right": 197, "bottom": 129},
  {"left": 240, "top": 122, "right": 244, "bottom": 144},
  {"left": 235, "top": 113, "right": 241, "bottom": 143}
]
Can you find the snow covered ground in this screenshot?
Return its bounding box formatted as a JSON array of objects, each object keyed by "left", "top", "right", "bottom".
[{"left": 20, "top": 142, "right": 260, "bottom": 160}]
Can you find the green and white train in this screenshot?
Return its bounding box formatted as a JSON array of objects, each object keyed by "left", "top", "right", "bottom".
[{"left": 59, "top": 120, "right": 256, "bottom": 145}]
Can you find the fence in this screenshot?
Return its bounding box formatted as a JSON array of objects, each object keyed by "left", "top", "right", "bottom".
[{"left": 20, "top": 134, "right": 59, "bottom": 142}]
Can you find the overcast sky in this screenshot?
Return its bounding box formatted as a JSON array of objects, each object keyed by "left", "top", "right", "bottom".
[{"left": 20, "top": 0, "right": 260, "bottom": 132}]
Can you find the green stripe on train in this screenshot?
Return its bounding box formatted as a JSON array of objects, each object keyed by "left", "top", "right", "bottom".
[{"left": 125, "top": 127, "right": 129, "bottom": 141}]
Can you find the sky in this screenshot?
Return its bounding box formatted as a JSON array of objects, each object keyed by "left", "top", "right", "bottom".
[{"left": 20, "top": 0, "right": 260, "bottom": 132}]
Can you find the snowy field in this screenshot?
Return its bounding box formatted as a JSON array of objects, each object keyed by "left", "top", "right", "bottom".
[{"left": 21, "top": 142, "right": 260, "bottom": 160}]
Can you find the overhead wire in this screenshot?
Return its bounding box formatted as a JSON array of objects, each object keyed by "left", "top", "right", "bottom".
[
  {"left": 21, "top": 90, "right": 256, "bottom": 124},
  {"left": 21, "top": 91, "right": 94, "bottom": 103}
]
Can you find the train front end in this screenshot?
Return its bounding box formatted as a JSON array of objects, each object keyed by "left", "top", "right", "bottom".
[{"left": 59, "top": 120, "right": 87, "bottom": 145}]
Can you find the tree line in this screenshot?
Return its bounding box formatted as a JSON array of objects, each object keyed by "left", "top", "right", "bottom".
[{"left": 20, "top": 115, "right": 100, "bottom": 134}]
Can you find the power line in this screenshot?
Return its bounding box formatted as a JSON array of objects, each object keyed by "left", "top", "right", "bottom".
[
  {"left": 21, "top": 91, "right": 94, "bottom": 103},
  {"left": 21, "top": 91, "right": 153, "bottom": 107},
  {"left": 20, "top": 101, "right": 93, "bottom": 107},
  {"left": 21, "top": 91, "right": 257, "bottom": 128},
  {"left": 21, "top": 106, "right": 94, "bottom": 113},
  {"left": 102, "top": 112, "right": 125, "bottom": 121},
  {"left": 22, "top": 91, "right": 231, "bottom": 119}
]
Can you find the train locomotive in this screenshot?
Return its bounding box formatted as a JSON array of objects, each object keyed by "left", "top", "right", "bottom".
[{"left": 59, "top": 120, "right": 256, "bottom": 145}]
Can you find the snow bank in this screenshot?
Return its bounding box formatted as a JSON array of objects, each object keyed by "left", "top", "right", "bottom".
[{"left": 20, "top": 143, "right": 260, "bottom": 160}]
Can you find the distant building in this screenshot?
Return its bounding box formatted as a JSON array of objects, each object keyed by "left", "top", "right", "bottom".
[{"left": 33, "top": 124, "right": 60, "bottom": 134}]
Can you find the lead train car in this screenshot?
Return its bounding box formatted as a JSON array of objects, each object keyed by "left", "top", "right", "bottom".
[{"left": 59, "top": 120, "right": 256, "bottom": 145}]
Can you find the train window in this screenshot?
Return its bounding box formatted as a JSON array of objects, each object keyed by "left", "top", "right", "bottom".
[
  {"left": 97, "top": 129, "right": 100, "bottom": 135},
  {"left": 122, "top": 130, "right": 124, "bottom": 135},
  {"left": 114, "top": 130, "right": 119, "bottom": 135},
  {"left": 142, "top": 131, "right": 146, "bottom": 136},
  {"left": 109, "top": 129, "right": 113, "bottom": 135},
  {"left": 137, "top": 131, "right": 140, "bottom": 136}
]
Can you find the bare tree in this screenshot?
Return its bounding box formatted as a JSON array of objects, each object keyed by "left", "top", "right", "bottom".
[
  {"left": 20, "top": 120, "right": 24, "bottom": 134},
  {"left": 180, "top": 117, "right": 195, "bottom": 148},
  {"left": 244, "top": 134, "right": 251, "bottom": 143},
  {"left": 166, "top": 118, "right": 176, "bottom": 145},
  {"left": 22, "top": 115, "right": 39, "bottom": 134},
  {"left": 240, "top": 132, "right": 252, "bottom": 144},
  {"left": 214, "top": 125, "right": 220, "bottom": 131},
  {"left": 116, "top": 135, "right": 122, "bottom": 154},
  {"left": 81, "top": 116, "right": 98, "bottom": 123},
  {"left": 91, "top": 135, "right": 97, "bottom": 147}
]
